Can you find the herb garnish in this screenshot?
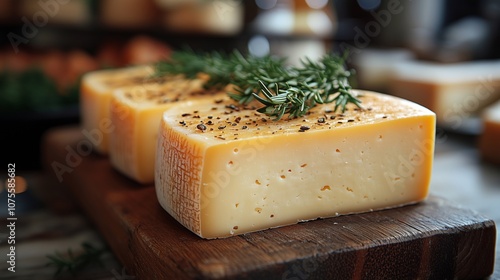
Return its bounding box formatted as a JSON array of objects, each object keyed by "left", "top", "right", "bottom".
[
  {"left": 46, "top": 242, "right": 107, "bottom": 277},
  {"left": 154, "top": 49, "right": 361, "bottom": 120}
]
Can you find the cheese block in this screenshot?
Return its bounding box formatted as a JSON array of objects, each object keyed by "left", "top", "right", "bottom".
[
  {"left": 350, "top": 48, "right": 415, "bottom": 92},
  {"left": 478, "top": 100, "right": 500, "bottom": 164},
  {"left": 155, "top": 90, "right": 436, "bottom": 239},
  {"left": 109, "top": 76, "right": 227, "bottom": 184},
  {"left": 80, "top": 64, "right": 155, "bottom": 155},
  {"left": 388, "top": 59, "right": 500, "bottom": 129}
]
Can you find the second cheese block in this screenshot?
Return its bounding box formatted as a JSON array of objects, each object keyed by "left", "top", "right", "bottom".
[
  {"left": 155, "top": 90, "right": 437, "bottom": 239},
  {"left": 109, "top": 76, "right": 226, "bottom": 184},
  {"left": 80, "top": 64, "right": 155, "bottom": 154}
]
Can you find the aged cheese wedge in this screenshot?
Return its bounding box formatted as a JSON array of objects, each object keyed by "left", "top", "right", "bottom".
[
  {"left": 80, "top": 64, "right": 155, "bottom": 154},
  {"left": 388, "top": 59, "right": 500, "bottom": 129},
  {"left": 478, "top": 100, "right": 500, "bottom": 164},
  {"left": 109, "top": 76, "right": 227, "bottom": 184},
  {"left": 155, "top": 90, "right": 436, "bottom": 239}
]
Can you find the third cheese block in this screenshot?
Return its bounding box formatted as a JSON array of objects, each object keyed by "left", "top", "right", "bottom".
[
  {"left": 351, "top": 48, "right": 414, "bottom": 92},
  {"left": 80, "top": 64, "right": 155, "bottom": 154},
  {"left": 109, "top": 76, "right": 226, "bottom": 184},
  {"left": 388, "top": 59, "right": 500, "bottom": 129},
  {"left": 478, "top": 100, "right": 500, "bottom": 164},
  {"left": 155, "top": 90, "right": 436, "bottom": 239}
]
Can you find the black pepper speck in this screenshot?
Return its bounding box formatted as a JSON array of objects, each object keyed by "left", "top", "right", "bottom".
[
  {"left": 196, "top": 124, "right": 207, "bottom": 131},
  {"left": 299, "top": 126, "right": 310, "bottom": 132}
]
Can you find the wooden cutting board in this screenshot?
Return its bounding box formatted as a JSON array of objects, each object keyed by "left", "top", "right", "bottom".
[{"left": 41, "top": 126, "right": 496, "bottom": 280}]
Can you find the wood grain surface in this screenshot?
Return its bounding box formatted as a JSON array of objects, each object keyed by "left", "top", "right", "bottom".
[{"left": 41, "top": 126, "right": 496, "bottom": 280}]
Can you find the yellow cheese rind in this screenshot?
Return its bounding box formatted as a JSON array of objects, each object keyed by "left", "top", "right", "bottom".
[
  {"left": 156, "top": 115, "right": 206, "bottom": 233},
  {"left": 155, "top": 90, "right": 437, "bottom": 239},
  {"left": 109, "top": 77, "right": 226, "bottom": 184},
  {"left": 80, "top": 64, "right": 155, "bottom": 154}
]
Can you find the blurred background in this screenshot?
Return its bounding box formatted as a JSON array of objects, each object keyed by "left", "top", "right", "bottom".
[
  {"left": 1, "top": 1, "right": 500, "bottom": 278},
  {"left": 1, "top": 0, "right": 500, "bottom": 170}
]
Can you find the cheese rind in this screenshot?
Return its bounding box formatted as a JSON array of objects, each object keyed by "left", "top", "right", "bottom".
[
  {"left": 80, "top": 64, "right": 155, "bottom": 154},
  {"left": 109, "top": 77, "right": 226, "bottom": 184},
  {"left": 155, "top": 90, "right": 436, "bottom": 239}
]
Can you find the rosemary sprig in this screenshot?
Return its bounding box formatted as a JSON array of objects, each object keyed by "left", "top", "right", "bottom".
[
  {"left": 154, "top": 48, "right": 286, "bottom": 99},
  {"left": 253, "top": 54, "right": 361, "bottom": 120},
  {"left": 154, "top": 49, "right": 360, "bottom": 120},
  {"left": 46, "top": 242, "right": 107, "bottom": 277}
]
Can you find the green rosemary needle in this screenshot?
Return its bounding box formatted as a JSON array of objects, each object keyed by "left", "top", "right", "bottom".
[{"left": 154, "top": 49, "right": 361, "bottom": 120}]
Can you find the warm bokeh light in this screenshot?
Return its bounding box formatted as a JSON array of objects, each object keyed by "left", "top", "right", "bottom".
[
  {"left": 307, "top": 10, "right": 334, "bottom": 35},
  {"left": 3, "top": 176, "right": 28, "bottom": 194},
  {"left": 305, "top": 0, "right": 329, "bottom": 9}
]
